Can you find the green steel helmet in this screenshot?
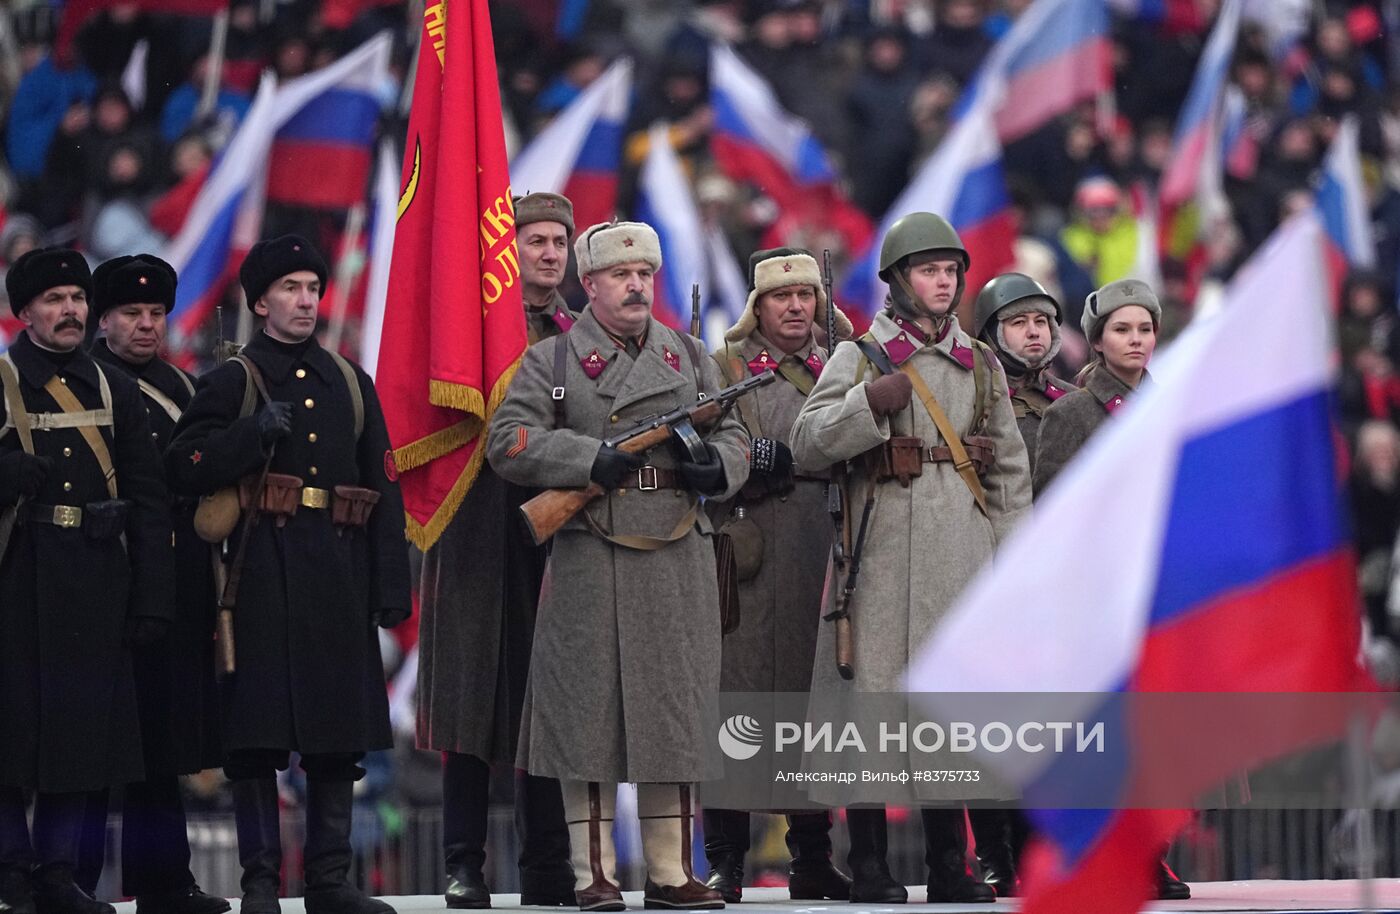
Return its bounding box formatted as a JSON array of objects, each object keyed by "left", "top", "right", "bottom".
[
  {"left": 973, "top": 272, "right": 1063, "bottom": 339},
  {"left": 877, "top": 212, "right": 969, "bottom": 281}
]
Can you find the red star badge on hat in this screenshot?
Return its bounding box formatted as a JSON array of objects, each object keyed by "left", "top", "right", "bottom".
[
  {"left": 782, "top": 263, "right": 793, "bottom": 272},
  {"left": 189, "top": 450, "right": 203, "bottom": 465},
  {"left": 138, "top": 275, "right": 148, "bottom": 285},
  {"left": 545, "top": 200, "right": 556, "bottom": 208},
  {"left": 292, "top": 244, "right": 301, "bottom": 251},
  {"left": 622, "top": 237, "right": 634, "bottom": 247}
]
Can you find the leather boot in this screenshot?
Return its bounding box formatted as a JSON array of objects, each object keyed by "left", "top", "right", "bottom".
[
  {"left": 127, "top": 778, "right": 230, "bottom": 914},
  {"left": 231, "top": 780, "right": 282, "bottom": 914},
  {"left": 785, "top": 813, "right": 850, "bottom": 901},
  {"left": 638, "top": 785, "right": 723, "bottom": 910},
  {"left": 1157, "top": 856, "right": 1190, "bottom": 900},
  {"left": 844, "top": 808, "right": 905, "bottom": 904},
  {"left": 701, "top": 809, "right": 747, "bottom": 903},
  {"left": 968, "top": 808, "right": 1018, "bottom": 898},
  {"left": 32, "top": 794, "right": 113, "bottom": 914},
  {"left": 516, "top": 773, "right": 573, "bottom": 907},
  {"left": 921, "top": 808, "right": 993, "bottom": 904},
  {"left": 442, "top": 754, "right": 490, "bottom": 910},
  {"left": 302, "top": 780, "right": 395, "bottom": 914},
  {"left": 73, "top": 792, "right": 107, "bottom": 899},
  {"left": 562, "top": 782, "right": 623, "bottom": 912},
  {"left": 0, "top": 867, "right": 35, "bottom": 914}
]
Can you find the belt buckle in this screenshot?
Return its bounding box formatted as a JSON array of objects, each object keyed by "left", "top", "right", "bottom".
[
  {"left": 637, "top": 466, "right": 659, "bottom": 492},
  {"left": 52, "top": 505, "right": 82, "bottom": 528},
  {"left": 301, "top": 486, "right": 330, "bottom": 509}
]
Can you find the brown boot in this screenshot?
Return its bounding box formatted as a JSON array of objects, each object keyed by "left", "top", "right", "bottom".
[
  {"left": 639, "top": 786, "right": 723, "bottom": 910},
  {"left": 562, "top": 783, "right": 623, "bottom": 913}
]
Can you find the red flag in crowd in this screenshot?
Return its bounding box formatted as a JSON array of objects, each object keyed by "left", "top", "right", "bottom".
[{"left": 375, "top": 0, "right": 527, "bottom": 549}]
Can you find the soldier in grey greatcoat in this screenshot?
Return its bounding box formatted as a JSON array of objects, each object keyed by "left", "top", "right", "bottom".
[
  {"left": 1033, "top": 278, "right": 1161, "bottom": 496},
  {"left": 790, "top": 213, "right": 1031, "bottom": 905},
  {"left": 416, "top": 193, "right": 579, "bottom": 909},
  {"left": 701, "top": 248, "right": 854, "bottom": 904},
  {"left": 1030, "top": 278, "right": 1187, "bottom": 900},
  {"left": 487, "top": 221, "right": 750, "bottom": 912}
]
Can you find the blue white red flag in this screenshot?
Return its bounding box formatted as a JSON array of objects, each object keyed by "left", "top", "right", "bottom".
[
  {"left": 708, "top": 44, "right": 872, "bottom": 253},
  {"left": 1159, "top": 0, "right": 1242, "bottom": 210},
  {"left": 1317, "top": 115, "right": 1377, "bottom": 276},
  {"left": 510, "top": 58, "right": 631, "bottom": 233},
  {"left": 635, "top": 123, "right": 706, "bottom": 332},
  {"left": 162, "top": 34, "right": 392, "bottom": 345},
  {"left": 908, "top": 210, "right": 1370, "bottom": 914}
]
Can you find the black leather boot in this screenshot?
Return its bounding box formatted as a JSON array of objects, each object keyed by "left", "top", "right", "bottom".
[
  {"left": 0, "top": 867, "right": 35, "bottom": 914},
  {"left": 231, "top": 780, "right": 282, "bottom": 914},
  {"left": 968, "top": 808, "right": 1018, "bottom": 898},
  {"left": 302, "top": 780, "right": 395, "bottom": 914},
  {"left": 921, "top": 809, "right": 993, "bottom": 904},
  {"left": 700, "top": 809, "right": 748, "bottom": 903},
  {"left": 32, "top": 794, "right": 112, "bottom": 914},
  {"left": 128, "top": 778, "right": 229, "bottom": 914},
  {"left": 844, "top": 809, "right": 905, "bottom": 904},
  {"left": 785, "top": 813, "right": 850, "bottom": 901},
  {"left": 1157, "top": 856, "right": 1190, "bottom": 900},
  {"left": 516, "top": 773, "right": 573, "bottom": 906},
  {"left": 442, "top": 754, "right": 490, "bottom": 910}
]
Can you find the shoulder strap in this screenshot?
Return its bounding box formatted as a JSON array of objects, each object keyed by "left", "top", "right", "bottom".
[
  {"left": 45, "top": 368, "right": 118, "bottom": 499},
  {"left": 137, "top": 379, "right": 185, "bottom": 424},
  {"left": 677, "top": 332, "right": 703, "bottom": 393},
  {"left": 719, "top": 344, "right": 762, "bottom": 437},
  {"left": 969, "top": 340, "right": 992, "bottom": 435},
  {"left": 854, "top": 334, "right": 893, "bottom": 385},
  {"left": 176, "top": 368, "right": 196, "bottom": 397},
  {"left": 328, "top": 351, "right": 365, "bottom": 440},
  {"left": 551, "top": 330, "right": 570, "bottom": 428},
  {"left": 234, "top": 357, "right": 259, "bottom": 419},
  {"left": 0, "top": 353, "right": 34, "bottom": 454},
  {"left": 898, "top": 362, "right": 988, "bottom": 517}
]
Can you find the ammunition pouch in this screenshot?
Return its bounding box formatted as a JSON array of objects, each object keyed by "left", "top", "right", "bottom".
[
  {"left": 876, "top": 436, "right": 925, "bottom": 487},
  {"left": 331, "top": 485, "right": 380, "bottom": 531},
  {"left": 718, "top": 511, "right": 764, "bottom": 582},
  {"left": 81, "top": 498, "right": 131, "bottom": 541},
  {"left": 240, "top": 473, "right": 304, "bottom": 525}
]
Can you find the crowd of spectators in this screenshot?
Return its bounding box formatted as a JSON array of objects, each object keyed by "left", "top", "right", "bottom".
[{"left": 7, "top": 0, "right": 1400, "bottom": 887}]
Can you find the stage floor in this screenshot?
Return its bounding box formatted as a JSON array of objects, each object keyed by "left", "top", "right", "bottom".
[{"left": 113, "top": 882, "right": 1400, "bottom": 914}]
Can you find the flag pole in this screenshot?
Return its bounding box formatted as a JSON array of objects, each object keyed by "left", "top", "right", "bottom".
[
  {"left": 197, "top": 5, "right": 230, "bottom": 120},
  {"left": 325, "top": 203, "right": 367, "bottom": 356}
]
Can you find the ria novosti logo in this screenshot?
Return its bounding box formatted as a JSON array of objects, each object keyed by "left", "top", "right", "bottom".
[{"left": 718, "top": 715, "right": 764, "bottom": 760}]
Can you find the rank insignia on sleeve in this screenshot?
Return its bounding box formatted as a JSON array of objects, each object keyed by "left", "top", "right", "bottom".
[
  {"left": 384, "top": 449, "right": 399, "bottom": 481},
  {"left": 747, "top": 350, "right": 776, "bottom": 375},
  {"left": 505, "top": 427, "right": 528, "bottom": 458},
  {"left": 663, "top": 346, "right": 681, "bottom": 373},
  {"left": 189, "top": 450, "right": 203, "bottom": 465},
  {"left": 581, "top": 349, "right": 608, "bottom": 380}
]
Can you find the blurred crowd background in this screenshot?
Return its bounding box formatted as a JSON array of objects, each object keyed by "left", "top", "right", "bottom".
[{"left": 7, "top": 0, "right": 1400, "bottom": 896}]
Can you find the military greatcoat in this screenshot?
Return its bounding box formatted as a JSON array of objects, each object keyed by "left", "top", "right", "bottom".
[
  {"left": 1032, "top": 364, "right": 1141, "bottom": 496},
  {"left": 486, "top": 307, "right": 750, "bottom": 784},
  {"left": 91, "top": 338, "right": 222, "bottom": 774},
  {"left": 0, "top": 332, "right": 173, "bottom": 792},
  {"left": 710, "top": 331, "right": 831, "bottom": 693},
  {"left": 790, "top": 311, "right": 1031, "bottom": 802},
  {"left": 165, "top": 332, "right": 410, "bottom": 757},
  {"left": 1005, "top": 368, "right": 1075, "bottom": 481},
  {"left": 417, "top": 291, "right": 578, "bottom": 761}
]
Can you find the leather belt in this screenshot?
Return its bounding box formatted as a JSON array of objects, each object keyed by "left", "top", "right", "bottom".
[
  {"left": 926, "top": 443, "right": 994, "bottom": 470},
  {"left": 29, "top": 504, "right": 83, "bottom": 528},
  {"left": 616, "top": 466, "right": 680, "bottom": 492},
  {"left": 301, "top": 486, "right": 331, "bottom": 509}
]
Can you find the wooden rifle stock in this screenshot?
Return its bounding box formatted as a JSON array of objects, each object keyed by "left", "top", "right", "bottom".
[
  {"left": 519, "top": 402, "right": 725, "bottom": 545},
  {"left": 215, "top": 454, "right": 274, "bottom": 679}
]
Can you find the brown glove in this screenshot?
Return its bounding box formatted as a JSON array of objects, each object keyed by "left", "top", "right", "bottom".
[{"left": 864, "top": 373, "right": 913, "bottom": 417}]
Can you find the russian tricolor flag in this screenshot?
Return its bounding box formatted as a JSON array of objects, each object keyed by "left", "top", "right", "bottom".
[
  {"left": 708, "top": 44, "right": 872, "bottom": 253},
  {"left": 1317, "top": 115, "right": 1377, "bottom": 302},
  {"left": 1158, "top": 0, "right": 1242, "bottom": 210},
  {"left": 1107, "top": 0, "right": 1208, "bottom": 33},
  {"left": 510, "top": 58, "right": 630, "bottom": 233},
  {"left": 908, "top": 210, "right": 1371, "bottom": 914},
  {"left": 162, "top": 34, "right": 392, "bottom": 345},
  {"left": 266, "top": 83, "right": 383, "bottom": 210}
]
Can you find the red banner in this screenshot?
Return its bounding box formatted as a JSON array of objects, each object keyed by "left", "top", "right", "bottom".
[{"left": 376, "top": 0, "right": 526, "bottom": 549}]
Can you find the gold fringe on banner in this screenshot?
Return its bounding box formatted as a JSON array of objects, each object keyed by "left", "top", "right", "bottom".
[
  {"left": 401, "top": 355, "right": 523, "bottom": 550},
  {"left": 428, "top": 378, "right": 486, "bottom": 414}
]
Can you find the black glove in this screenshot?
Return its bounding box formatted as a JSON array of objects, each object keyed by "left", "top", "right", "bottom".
[
  {"left": 590, "top": 444, "right": 647, "bottom": 490},
  {"left": 255, "top": 401, "right": 294, "bottom": 446},
  {"left": 0, "top": 452, "right": 54, "bottom": 502},
  {"left": 749, "top": 437, "right": 795, "bottom": 494},
  {"left": 372, "top": 607, "right": 411, "bottom": 629},
  {"left": 124, "top": 616, "right": 170, "bottom": 648},
  {"left": 679, "top": 442, "right": 727, "bottom": 496}
]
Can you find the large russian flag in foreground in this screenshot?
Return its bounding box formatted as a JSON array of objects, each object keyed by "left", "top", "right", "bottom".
[
  {"left": 908, "top": 211, "right": 1370, "bottom": 914},
  {"left": 510, "top": 58, "right": 631, "bottom": 233}
]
